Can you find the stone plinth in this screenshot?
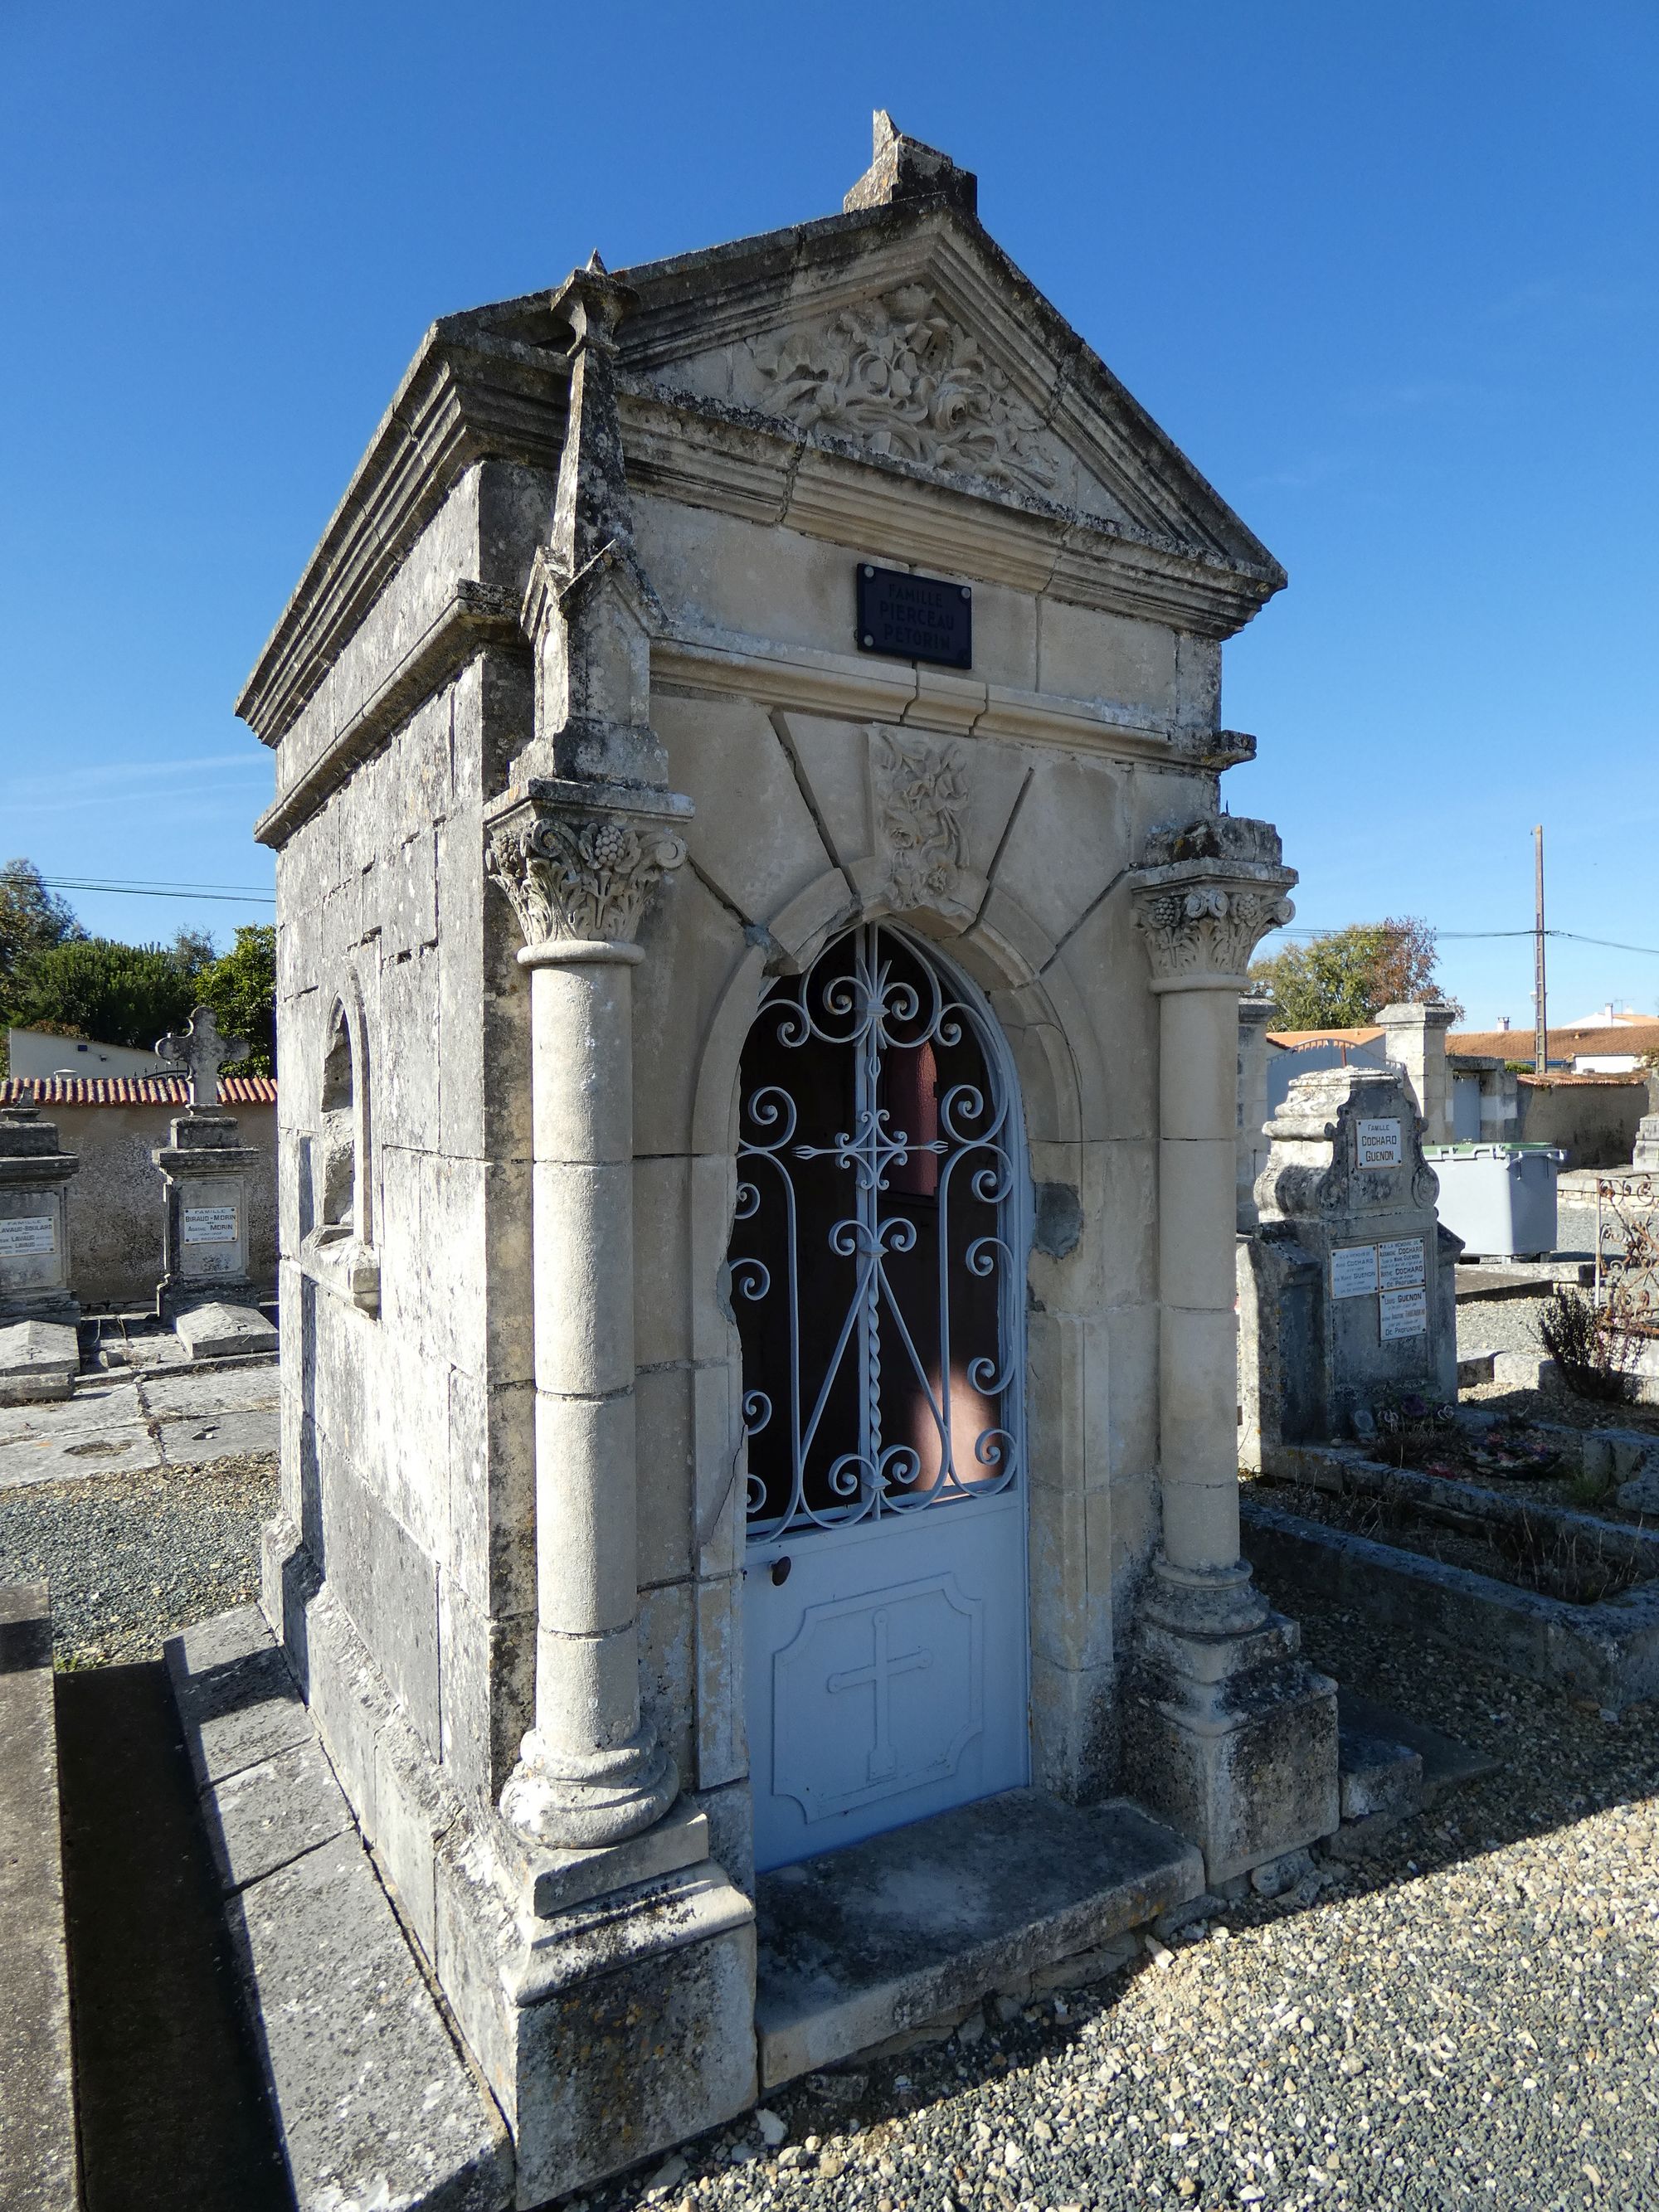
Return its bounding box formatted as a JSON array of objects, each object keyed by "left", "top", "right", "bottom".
[
  {"left": 152, "top": 1113, "right": 263, "bottom": 1325},
  {"left": 1240, "top": 1065, "right": 1458, "bottom": 1469},
  {"left": 1635, "top": 1114, "right": 1659, "bottom": 1169},
  {"left": 0, "top": 1105, "right": 80, "bottom": 1324}
]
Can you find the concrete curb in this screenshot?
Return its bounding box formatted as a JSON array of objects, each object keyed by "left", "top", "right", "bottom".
[{"left": 1242, "top": 1495, "right": 1659, "bottom": 1712}]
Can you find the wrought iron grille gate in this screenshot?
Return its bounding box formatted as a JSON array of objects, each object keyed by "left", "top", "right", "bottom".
[
  {"left": 1596, "top": 1170, "right": 1659, "bottom": 1338},
  {"left": 731, "top": 924, "right": 1024, "bottom": 1544}
]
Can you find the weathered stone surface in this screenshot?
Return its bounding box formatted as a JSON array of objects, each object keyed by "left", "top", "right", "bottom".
[
  {"left": 168, "top": 1607, "right": 512, "bottom": 2212},
  {"left": 200, "top": 1735, "right": 355, "bottom": 1895},
  {"left": 232, "top": 1831, "right": 511, "bottom": 2212},
  {"left": 754, "top": 1789, "right": 1201, "bottom": 2086},
  {"left": 166, "top": 1603, "right": 314, "bottom": 1788},
  {"left": 231, "top": 109, "right": 1316, "bottom": 2194},
  {"left": 0, "top": 1319, "right": 79, "bottom": 1406},
  {"left": 0, "top": 1584, "right": 79, "bottom": 2211},
  {"left": 173, "top": 1300, "right": 279, "bottom": 1360}
]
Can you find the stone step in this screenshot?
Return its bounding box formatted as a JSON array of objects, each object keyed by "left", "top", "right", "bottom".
[
  {"left": 753, "top": 1788, "right": 1202, "bottom": 2089},
  {"left": 1338, "top": 1689, "right": 1496, "bottom": 1807},
  {"left": 0, "top": 1583, "right": 80, "bottom": 2209},
  {"left": 163, "top": 1607, "right": 512, "bottom": 2212}
]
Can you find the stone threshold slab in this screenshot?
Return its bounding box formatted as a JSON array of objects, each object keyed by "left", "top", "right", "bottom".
[
  {"left": 754, "top": 1788, "right": 1202, "bottom": 2088},
  {"left": 163, "top": 1607, "right": 512, "bottom": 2212},
  {"left": 0, "top": 1583, "right": 80, "bottom": 2210}
]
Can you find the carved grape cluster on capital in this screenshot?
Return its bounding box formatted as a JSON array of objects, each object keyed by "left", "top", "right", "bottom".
[
  {"left": 487, "top": 805, "right": 687, "bottom": 949},
  {"left": 1131, "top": 877, "right": 1296, "bottom": 984}
]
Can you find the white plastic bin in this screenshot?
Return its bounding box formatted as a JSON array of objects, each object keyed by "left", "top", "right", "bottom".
[{"left": 1423, "top": 1143, "right": 1565, "bottom": 1259}]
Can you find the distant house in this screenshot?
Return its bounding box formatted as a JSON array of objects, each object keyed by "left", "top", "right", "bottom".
[
  {"left": 1449, "top": 1018, "right": 1659, "bottom": 1077},
  {"left": 6, "top": 1027, "right": 170, "bottom": 1082}
]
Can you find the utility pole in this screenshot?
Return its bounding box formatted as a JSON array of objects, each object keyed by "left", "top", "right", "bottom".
[{"left": 1533, "top": 824, "right": 1548, "bottom": 1074}]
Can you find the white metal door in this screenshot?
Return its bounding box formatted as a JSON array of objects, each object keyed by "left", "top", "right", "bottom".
[{"left": 730, "top": 925, "right": 1030, "bottom": 1873}]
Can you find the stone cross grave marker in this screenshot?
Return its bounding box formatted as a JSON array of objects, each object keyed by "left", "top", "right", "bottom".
[{"left": 154, "top": 1007, "right": 249, "bottom": 1110}]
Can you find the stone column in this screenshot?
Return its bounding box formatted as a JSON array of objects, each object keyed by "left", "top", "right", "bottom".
[
  {"left": 487, "top": 781, "right": 691, "bottom": 1849},
  {"left": 1124, "top": 819, "right": 1338, "bottom": 1884},
  {"left": 1377, "top": 1000, "right": 1456, "bottom": 1147}
]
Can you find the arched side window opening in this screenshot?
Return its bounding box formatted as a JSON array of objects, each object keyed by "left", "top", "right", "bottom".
[
  {"left": 319, "top": 1002, "right": 357, "bottom": 1236},
  {"left": 301, "top": 987, "right": 378, "bottom": 1314}
]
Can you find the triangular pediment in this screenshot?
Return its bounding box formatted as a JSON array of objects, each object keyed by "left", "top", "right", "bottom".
[{"left": 595, "top": 202, "right": 1280, "bottom": 581}]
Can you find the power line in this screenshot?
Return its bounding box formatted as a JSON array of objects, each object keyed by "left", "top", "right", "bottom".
[
  {"left": 1265, "top": 924, "right": 1659, "bottom": 957},
  {"left": 39, "top": 877, "right": 275, "bottom": 906}
]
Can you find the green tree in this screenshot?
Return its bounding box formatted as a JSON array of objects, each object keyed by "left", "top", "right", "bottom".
[
  {"left": 0, "top": 859, "right": 84, "bottom": 1014},
  {"left": 7, "top": 937, "right": 205, "bottom": 1053},
  {"left": 1250, "top": 916, "right": 1460, "bottom": 1029},
  {"left": 196, "top": 926, "right": 276, "bottom": 1077}
]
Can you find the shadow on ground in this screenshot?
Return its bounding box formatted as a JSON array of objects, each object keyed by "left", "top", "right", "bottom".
[{"left": 56, "top": 1660, "right": 289, "bottom": 2212}]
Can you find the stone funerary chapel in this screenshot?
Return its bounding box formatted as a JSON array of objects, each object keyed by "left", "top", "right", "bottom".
[{"left": 239, "top": 116, "right": 1338, "bottom": 2204}]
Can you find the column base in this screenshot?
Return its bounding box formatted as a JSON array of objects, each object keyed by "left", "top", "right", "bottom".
[
  {"left": 499, "top": 1726, "right": 680, "bottom": 1850},
  {"left": 1124, "top": 1554, "right": 1339, "bottom": 1886}
]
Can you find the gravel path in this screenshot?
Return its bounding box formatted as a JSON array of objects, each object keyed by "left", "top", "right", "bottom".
[
  {"left": 0, "top": 1451, "right": 276, "bottom": 1665},
  {"left": 585, "top": 1594, "right": 1659, "bottom": 2212}
]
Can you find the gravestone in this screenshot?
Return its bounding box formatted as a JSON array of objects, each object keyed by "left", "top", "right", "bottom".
[
  {"left": 1237, "top": 992, "right": 1279, "bottom": 1230},
  {"left": 1238, "top": 1065, "right": 1460, "bottom": 1471},
  {"left": 0, "top": 1104, "right": 81, "bottom": 1402},
  {"left": 151, "top": 1010, "right": 275, "bottom": 1353},
  {"left": 234, "top": 114, "right": 1336, "bottom": 2201},
  {"left": 1634, "top": 1113, "right": 1659, "bottom": 1169}
]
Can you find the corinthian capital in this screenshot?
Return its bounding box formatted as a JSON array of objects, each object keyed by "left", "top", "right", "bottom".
[
  {"left": 1129, "top": 816, "right": 1297, "bottom": 992},
  {"left": 485, "top": 779, "right": 693, "bottom": 951}
]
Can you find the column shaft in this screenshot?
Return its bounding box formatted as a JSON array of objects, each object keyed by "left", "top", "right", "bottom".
[
  {"left": 501, "top": 939, "right": 677, "bottom": 1848},
  {"left": 1157, "top": 985, "right": 1246, "bottom": 1576}
]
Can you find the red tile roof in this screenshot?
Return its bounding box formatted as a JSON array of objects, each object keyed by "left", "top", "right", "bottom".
[
  {"left": 1450, "top": 1022, "right": 1659, "bottom": 1061},
  {"left": 0, "top": 1075, "right": 277, "bottom": 1106}
]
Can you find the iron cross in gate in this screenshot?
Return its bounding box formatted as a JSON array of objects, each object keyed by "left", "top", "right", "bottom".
[
  {"left": 155, "top": 1007, "right": 249, "bottom": 1111},
  {"left": 826, "top": 1606, "right": 933, "bottom": 1782}
]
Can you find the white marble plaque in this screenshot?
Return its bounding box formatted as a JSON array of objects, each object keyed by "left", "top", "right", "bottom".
[
  {"left": 182, "top": 1206, "right": 238, "bottom": 1246},
  {"left": 1331, "top": 1244, "right": 1379, "bottom": 1300},
  {"left": 1357, "top": 1118, "right": 1404, "bottom": 1167},
  {"left": 1379, "top": 1237, "right": 1426, "bottom": 1290},
  {"left": 1379, "top": 1285, "right": 1428, "bottom": 1340},
  {"left": 0, "top": 1216, "right": 56, "bottom": 1257}
]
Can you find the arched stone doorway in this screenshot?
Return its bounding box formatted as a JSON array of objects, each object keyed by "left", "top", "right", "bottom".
[{"left": 730, "top": 921, "right": 1031, "bottom": 1870}]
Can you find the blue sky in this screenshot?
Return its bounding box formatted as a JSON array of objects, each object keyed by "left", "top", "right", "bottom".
[{"left": 2, "top": 2, "right": 1655, "bottom": 1025}]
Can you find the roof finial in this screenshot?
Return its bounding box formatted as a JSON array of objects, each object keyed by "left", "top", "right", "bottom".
[{"left": 843, "top": 109, "right": 976, "bottom": 217}]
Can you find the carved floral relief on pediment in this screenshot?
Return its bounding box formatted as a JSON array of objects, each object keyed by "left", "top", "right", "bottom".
[{"left": 748, "top": 284, "right": 1062, "bottom": 500}]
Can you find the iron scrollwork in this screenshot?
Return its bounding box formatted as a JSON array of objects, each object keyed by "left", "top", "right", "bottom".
[{"left": 731, "top": 924, "right": 1024, "bottom": 1542}]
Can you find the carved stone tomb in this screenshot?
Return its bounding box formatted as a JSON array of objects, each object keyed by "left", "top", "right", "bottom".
[{"left": 238, "top": 116, "right": 1338, "bottom": 2204}]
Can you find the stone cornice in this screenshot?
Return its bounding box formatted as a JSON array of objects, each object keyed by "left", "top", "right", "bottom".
[
  {"left": 253, "top": 581, "right": 524, "bottom": 849},
  {"left": 620, "top": 385, "right": 1280, "bottom": 638},
  {"left": 236, "top": 225, "right": 1287, "bottom": 761},
  {"left": 652, "top": 620, "right": 1206, "bottom": 761},
  {"left": 236, "top": 328, "right": 570, "bottom": 749}
]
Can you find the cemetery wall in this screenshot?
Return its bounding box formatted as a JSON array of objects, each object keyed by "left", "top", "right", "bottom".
[
  {"left": 0, "top": 1077, "right": 275, "bottom": 1307},
  {"left": 1516, "top": 1073, "right": 1648, "bottom": 1168}
]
